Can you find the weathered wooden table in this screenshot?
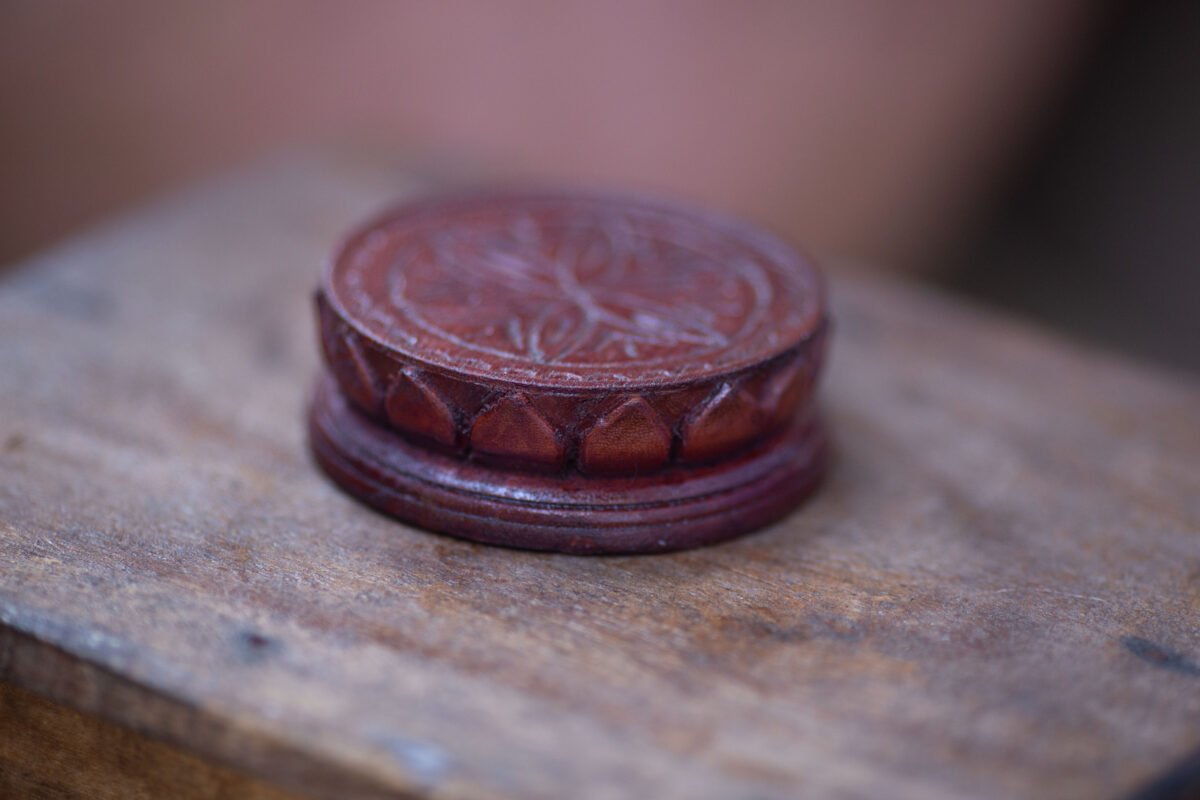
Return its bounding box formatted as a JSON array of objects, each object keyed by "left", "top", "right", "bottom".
[{"left": 2, "top": 157, "right": 1198, "bottom": 800}]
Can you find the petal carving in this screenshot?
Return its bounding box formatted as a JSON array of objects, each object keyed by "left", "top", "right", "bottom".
[
  {"left": 470, "top": 393, "right": 564, "bottom": 468},
  {"left": 679, "top": 382, "right": 764, "bottom": 463},
  {"left": 318, "top": 296, "right": 383, "bottom": 416},
  {"left": 386, "top": 368, "right": 458, "bottom": 447},
  {"left": 760, "top": 356, "right": 811, "bottom": 430},
  {"left": 580, "top": 396, "right": 671, "bottom": 475},
  {"left": 332, "top": 344, "right": 382, "bottom": 418}
]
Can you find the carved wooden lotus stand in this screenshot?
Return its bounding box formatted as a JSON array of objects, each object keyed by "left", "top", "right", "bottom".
[{"left": 309, "top": 191, "right": 829, "bottom": 553}]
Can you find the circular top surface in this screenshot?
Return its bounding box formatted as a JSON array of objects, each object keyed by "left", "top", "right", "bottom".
[{"left": 324, "top": 191, "right": 824, "bottom": 390}]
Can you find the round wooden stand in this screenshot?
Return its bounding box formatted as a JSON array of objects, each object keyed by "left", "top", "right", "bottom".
[
  {"left": 309, "top": 190, "right": 829, "bottom": 553},
  {"left": 310, "top": 374, "right": 826, "bottom": 554}
]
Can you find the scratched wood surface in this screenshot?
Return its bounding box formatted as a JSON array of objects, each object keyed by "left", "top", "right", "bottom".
[{"left": 1, "top": 156, "right": 1198, "bottom": 800}]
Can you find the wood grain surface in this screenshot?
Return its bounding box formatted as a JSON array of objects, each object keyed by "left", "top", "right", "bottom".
[
  {"left": 1, "top": 156, "right": 1198, "bottom": 800},
  {"left": 0, "top": 682, "right": 298, "bottom": 800}
]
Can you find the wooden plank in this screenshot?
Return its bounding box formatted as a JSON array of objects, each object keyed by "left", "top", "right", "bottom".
[
  {"left": 0, "top": 682, "right": 299, "bottom": 800},
  {"left": 1, "top": 155, "right": 1198, "bottom": 800}
]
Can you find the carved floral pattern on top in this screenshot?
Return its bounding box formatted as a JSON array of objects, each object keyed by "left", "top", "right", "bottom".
[
  {"left": 326, "top": 192, "right": 823, "bottom": 389},
  {"left": 318, "top": 191, "right": 828, "bottom": 473}
]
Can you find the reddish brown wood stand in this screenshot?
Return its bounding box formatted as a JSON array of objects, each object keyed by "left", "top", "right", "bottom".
[{"left": 311, "top": 192, "right": 829, "bottom": 553}]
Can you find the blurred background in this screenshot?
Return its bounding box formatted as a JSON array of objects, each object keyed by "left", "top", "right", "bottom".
[{"left": 2, "top": 1, "right": 1196, "bottom": 371}]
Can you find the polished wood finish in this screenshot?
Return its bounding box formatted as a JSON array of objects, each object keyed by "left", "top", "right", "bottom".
[
  {"left": 313, "top": 191, "right": 829, "bottom": 552},
  {"left": 1, "top": 156, "right": 1198, "bottom": 799}
]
